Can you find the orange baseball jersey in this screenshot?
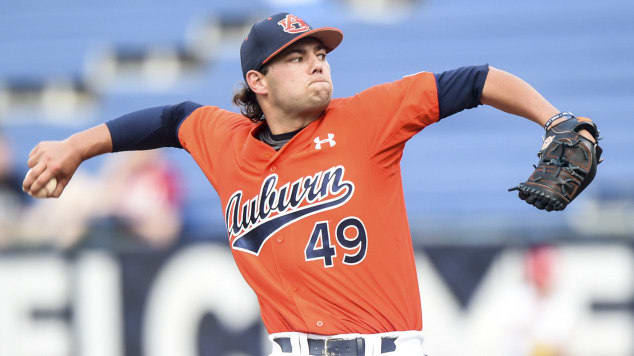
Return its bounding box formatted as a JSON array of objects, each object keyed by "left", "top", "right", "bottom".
[{"left": 178, "top": 71, "right": 439, "bottom": 334}]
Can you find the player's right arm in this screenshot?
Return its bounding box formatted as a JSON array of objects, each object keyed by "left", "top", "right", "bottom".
[{"left": 22, "top": 101, "right": 201, "bottom": 198}]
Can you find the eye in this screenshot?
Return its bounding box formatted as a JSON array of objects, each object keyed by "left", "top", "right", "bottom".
[
  {"left": 290, "top": 56, "right": 302, "bottom": 62},
  {"left": 317, "top": 53, "right": 326, "bottom": 60}
]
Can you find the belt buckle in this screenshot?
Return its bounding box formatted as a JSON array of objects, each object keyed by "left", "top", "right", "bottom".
[
  {"left": 325, "top": 337, "right": 363, "bottom": 356},
  {"left": 325, "top": 338, "right": 343, "bottom": 356}
]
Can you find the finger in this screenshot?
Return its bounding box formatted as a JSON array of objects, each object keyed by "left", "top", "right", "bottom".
[
  {"left": 31, "top": 170, "right": 55, "bottom": 195},
  {"left": 28, "top": 143, "right": 41, "bottom": 158},
  {"left": 22, "top": 162, "right": 46, "bottom": 193},
  {"left": 27, "top": 150, "right": 44, "bottom": 168},
  {"left": 51, "top": 176, "right": 69, "bottom": 198}
]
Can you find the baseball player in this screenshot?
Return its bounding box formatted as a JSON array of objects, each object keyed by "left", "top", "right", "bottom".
[{"left": 22, "top": 12, "right": 601, "bottom": 356}]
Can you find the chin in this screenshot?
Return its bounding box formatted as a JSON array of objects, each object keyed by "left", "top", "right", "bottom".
[
  {"left": 302, "top": 87, "right": 332, "bottom": 111},
  {"left": 316, "top": 89, "right": 332, "bottom": 103},
  {"left": 315, "top": 96, "right": 331, "bottom": 110},
  {"left": 302, "top": 99, "right": 330, "bottom": 117}
]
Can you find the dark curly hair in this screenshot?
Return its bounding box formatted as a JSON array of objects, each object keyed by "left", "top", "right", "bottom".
[{"left": 232, "top": 65, "right": 270, "bottom": 122}]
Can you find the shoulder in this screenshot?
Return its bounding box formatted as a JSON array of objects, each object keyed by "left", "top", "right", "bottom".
[
  {"left": 331, "top": 71, "right": 437, "bottom": 113},
  {"left": 186, "top": 105, "right": 253, "bottom": 129},
  {"left": 340, "top": 71, "right": 437, "bottom": 103},
  {"left": 178, "top": 105, "right": 256, "bottom": 146}
]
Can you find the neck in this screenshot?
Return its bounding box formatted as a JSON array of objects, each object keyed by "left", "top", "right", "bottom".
[{"left": 263, "top": 107, "right": 325, "bottom": 135}]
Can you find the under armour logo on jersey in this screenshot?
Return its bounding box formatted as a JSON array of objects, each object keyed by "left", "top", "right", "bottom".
[
  {"left": 277, "top": 14, "right": 310, "bottom": 34},
  {"left": 314, "top": 134, "right": 336, "bottom": 150}
]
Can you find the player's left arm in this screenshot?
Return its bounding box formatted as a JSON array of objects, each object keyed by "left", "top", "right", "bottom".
[
  {"left": 479, "top": 66, "right": 602, "bottom": 210},
  {"left": 435, "top": 64, "right": 601, "bottom": 210},
  {"left": 480, "top": 66, "right": 595, "bottom": 143}
]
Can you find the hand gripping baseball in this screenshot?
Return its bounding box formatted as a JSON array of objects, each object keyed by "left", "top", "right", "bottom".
[
  {"left": 22, "top": 140, "right": 83, "bottom": 198},
  {"left": 509, "top": 115, "right": 603, "bottom": 211}
]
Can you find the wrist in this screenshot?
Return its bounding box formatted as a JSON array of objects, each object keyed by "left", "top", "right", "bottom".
[
  {"left": 64, "top": 135, "right": 89, "bottom": 162},
  {"left": 544, "top": 112, "right": 575, "bottom": 130},
  {"left": 65, "top": 124, "right": 113, "bottom": 161},
  {"left": 543, "top": 112, "right": 597, "bottom": 144}
]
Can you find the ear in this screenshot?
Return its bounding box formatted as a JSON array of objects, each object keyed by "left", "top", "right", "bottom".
[{"left": 246, "top": 70, "right": 268, "bottom": 95}]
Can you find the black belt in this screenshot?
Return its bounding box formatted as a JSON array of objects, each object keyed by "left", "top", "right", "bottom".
[{"left": 274, "top": 336, "right": 397, "bottom": 356}]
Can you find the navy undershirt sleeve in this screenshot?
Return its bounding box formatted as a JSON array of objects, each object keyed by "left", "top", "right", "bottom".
[
  {"left": 105, "top": 101, "right": 202, "bottom": 152},
  {"left": 434, "top": 64, "right": 489, "bottom": 119}
]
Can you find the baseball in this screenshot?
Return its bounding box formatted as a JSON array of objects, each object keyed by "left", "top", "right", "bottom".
[{"left": 33, "top": 177, "right": 57, "bottom": 198}]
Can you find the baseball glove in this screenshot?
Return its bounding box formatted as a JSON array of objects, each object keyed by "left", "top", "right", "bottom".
[{"left": 509, "top": 113, "right": 602, "bottom": 211}]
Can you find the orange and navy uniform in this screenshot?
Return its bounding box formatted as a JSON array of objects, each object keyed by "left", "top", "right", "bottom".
[
  {"left": 178, "top": 71, "right": 437, "bottom": 334},
  {"left": 105, "top": 65, "right": 489, "bottom": 335}
]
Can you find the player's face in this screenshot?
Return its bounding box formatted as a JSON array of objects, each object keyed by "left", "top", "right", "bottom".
[{"left": 264, "top": 38, "right": 332, "bottom": 116}]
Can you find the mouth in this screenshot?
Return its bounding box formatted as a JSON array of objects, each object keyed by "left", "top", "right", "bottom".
[{"left": 310, "top": 80, "right": 330, "bottom": 86}]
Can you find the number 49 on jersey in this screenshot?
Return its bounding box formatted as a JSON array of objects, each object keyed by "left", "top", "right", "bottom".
[{"left": 304, "top": 217, "right": 367, "bottom": 268}]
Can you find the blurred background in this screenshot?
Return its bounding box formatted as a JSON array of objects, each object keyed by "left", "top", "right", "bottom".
[{"left": 0, "top": 0, "right": 632, "bottom": 355}]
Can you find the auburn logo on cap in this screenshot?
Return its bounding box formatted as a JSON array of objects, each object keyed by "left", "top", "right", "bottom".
[{"left": 277, "top": 14, "right": 310, "bottom": 34}]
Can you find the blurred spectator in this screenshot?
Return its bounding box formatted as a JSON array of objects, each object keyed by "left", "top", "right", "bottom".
[
  {"left": 0, "top": 131, "right": 29, "bottom": 247},
  {"left": 19, "top": 149, "right": 183, "bottom": 249},
  {"left": 98, "top": 150, "right": 183, "bottom": 248},
  {"left": 19, "top": 170, "right": 107, "bottom": 248},
  {"left": 500, "top": 245, "right": 578, "bottom": 356}
]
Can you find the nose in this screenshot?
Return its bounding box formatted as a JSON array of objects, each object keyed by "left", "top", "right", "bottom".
[{"left": 310, "top": 54, "right": 324, "bottom": 74}]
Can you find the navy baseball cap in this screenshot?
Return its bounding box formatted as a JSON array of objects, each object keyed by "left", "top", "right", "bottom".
[{"left": 240, "top": 13, "right": 343, "bottom": 79}]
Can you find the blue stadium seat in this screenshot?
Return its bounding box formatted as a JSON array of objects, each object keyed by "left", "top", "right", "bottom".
[{"left": 2, "top": 0, "right": 633, "bottom": 239}]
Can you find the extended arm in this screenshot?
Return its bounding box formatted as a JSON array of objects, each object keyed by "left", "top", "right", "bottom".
[
  {"left": 480, "top": 66, "right": 601, "bottom": 210},
  {"left": 480, "top": 66, "right": 595, "bottom": 143},
  {"left": 436, "top": 65, "right": 601, "bottom": 210},
  {"left": 480, "top": 66, "right": 558, "bottom": 126},
  {"left": 22, "top": 101, "right": 200, "bottom": 198}
]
